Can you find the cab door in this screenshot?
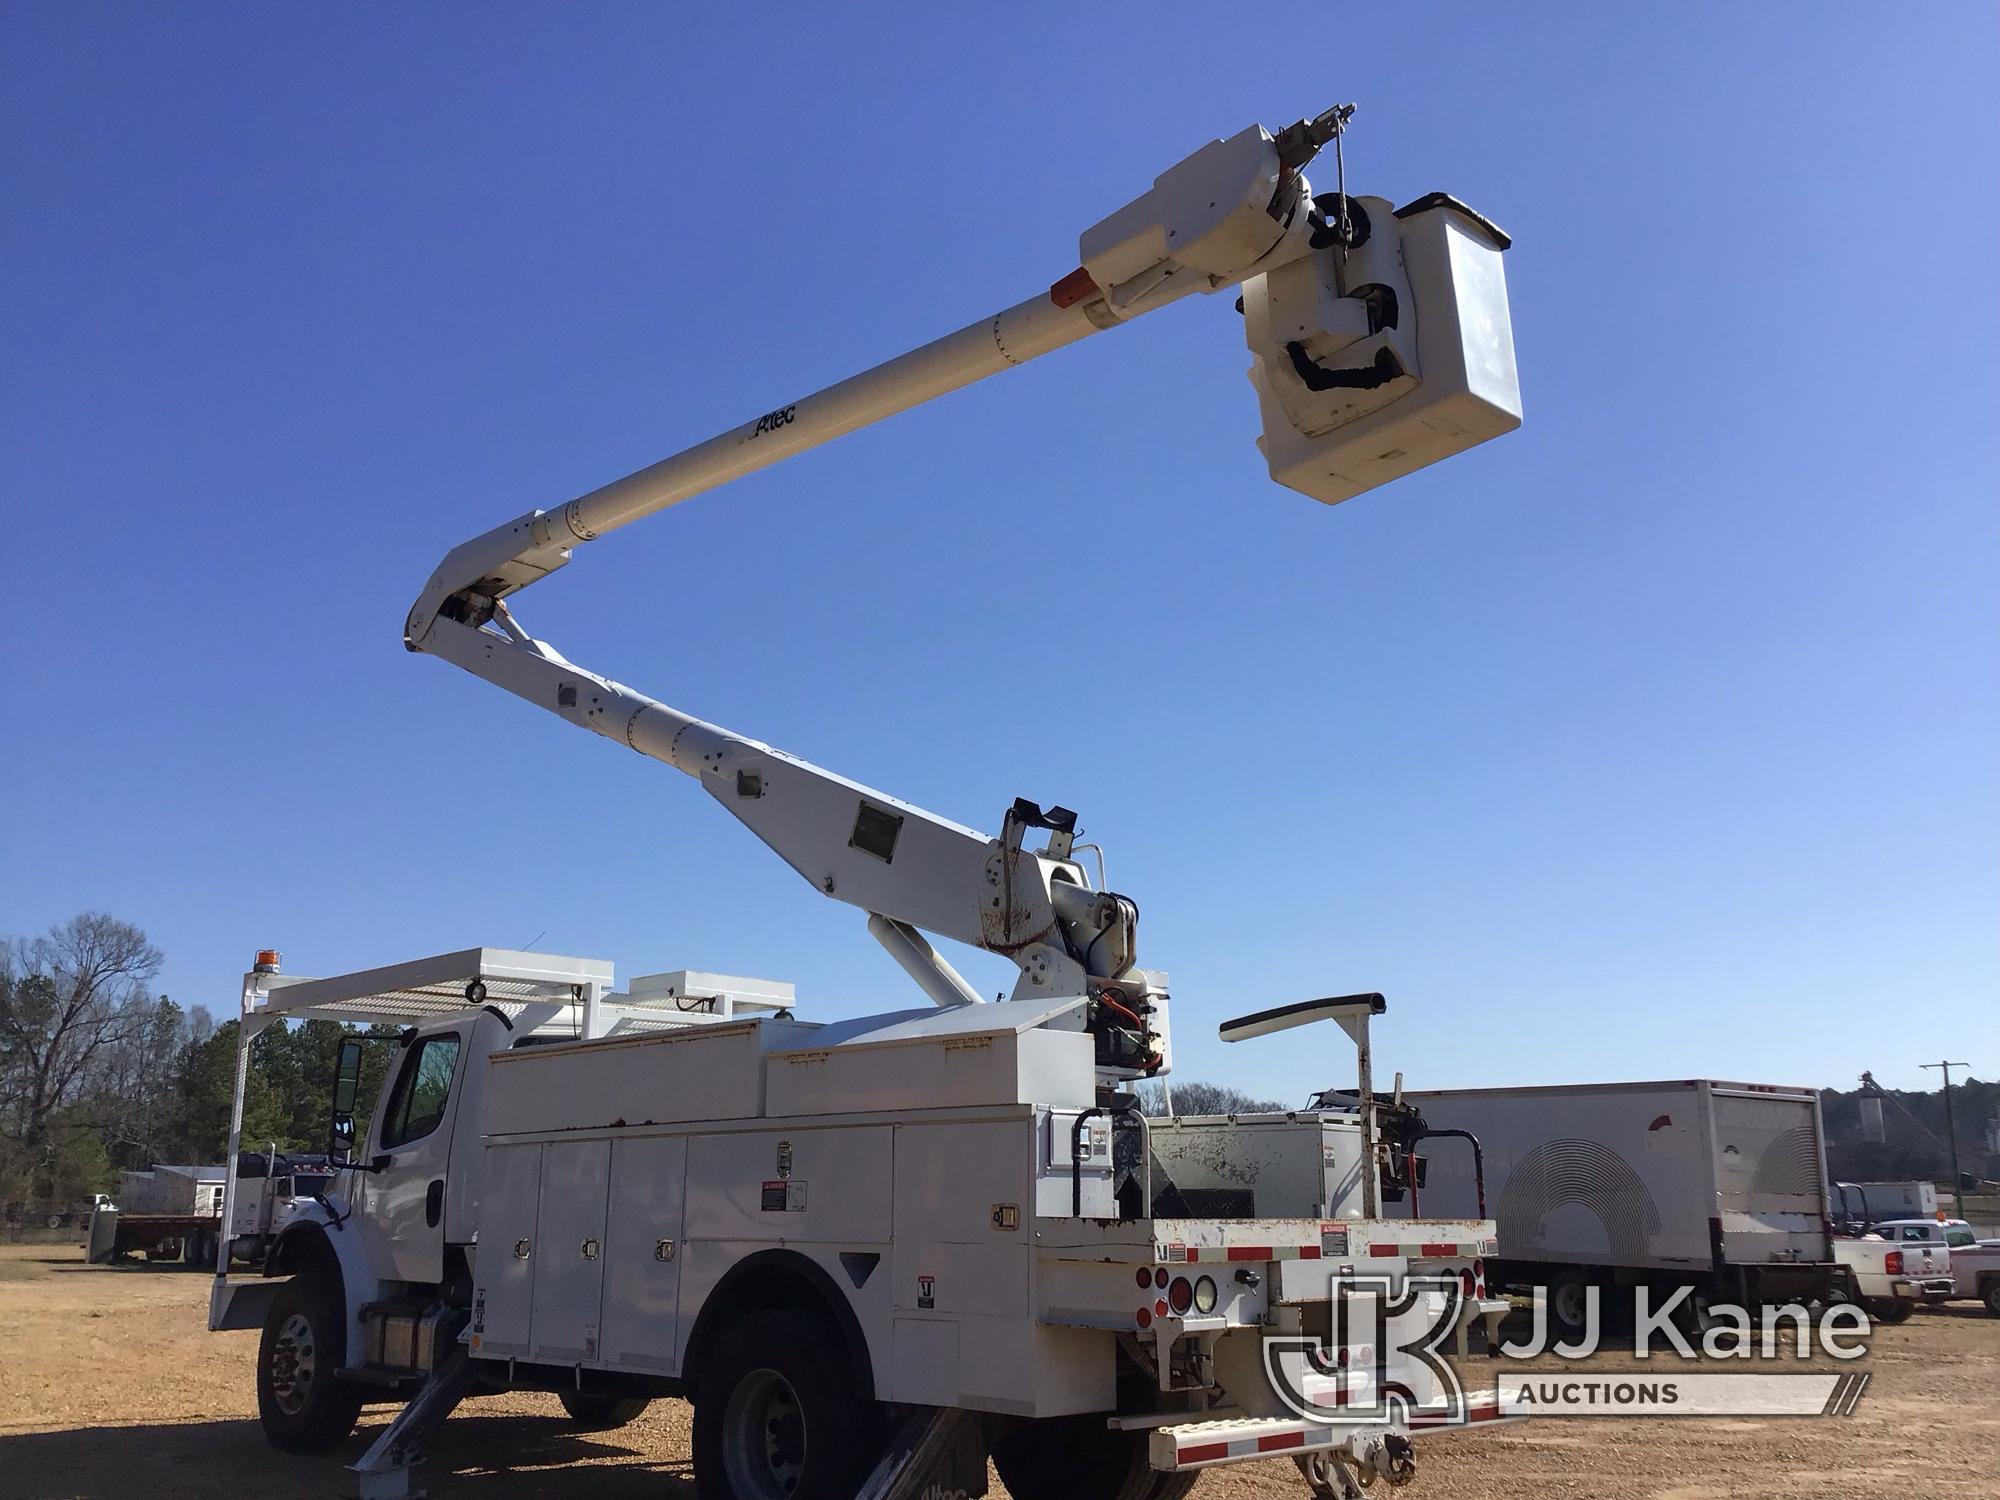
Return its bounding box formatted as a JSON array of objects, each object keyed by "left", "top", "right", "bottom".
[{"left": 359, "top": 1027, "right": 466, "bottom": 1284}]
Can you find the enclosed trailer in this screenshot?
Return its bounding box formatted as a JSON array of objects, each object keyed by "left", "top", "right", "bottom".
[
  {"left": 1384, "top": 1080, "right": 1837, "bottom": 1325},
  {"left": 1847, "top": 1180, "right": 1940, "bottom": 1222}
]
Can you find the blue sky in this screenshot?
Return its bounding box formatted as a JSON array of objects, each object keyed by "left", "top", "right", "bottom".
[{"left": 3, "top": 5, "right": 1994, "bottom": 1099}]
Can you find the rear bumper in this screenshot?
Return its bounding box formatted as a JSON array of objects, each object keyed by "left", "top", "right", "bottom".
[
  {"left": 1894, "top": 1278, "right": 1954, "bottom": 1301},
  {"left": 1149, "top": 1391, "right": 1517, "bottom": 1473}
]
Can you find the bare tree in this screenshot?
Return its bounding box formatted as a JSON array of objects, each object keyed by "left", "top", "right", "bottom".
[
  {"left": 0, "top": 915, "right": 163, "bottom": 1168},
  {"left": 1138, "top": 1079, "right": 1293, "bottom": 1117}
]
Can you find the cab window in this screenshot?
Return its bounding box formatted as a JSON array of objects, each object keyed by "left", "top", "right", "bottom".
[
  {"left": 380, "top": 1034, "right": 462, "bottom": 1149},
  {"left": 1898, "top": 1226, "right": 1931, "bottom": 1242},
  {"left": 1945, "top": 1228, "right": 1975, "bottom": 1248}
]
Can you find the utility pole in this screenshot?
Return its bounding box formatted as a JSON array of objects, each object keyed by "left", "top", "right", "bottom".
[{"left": 1920, "top": 1061, "right": 1969, "bottom": 1218}]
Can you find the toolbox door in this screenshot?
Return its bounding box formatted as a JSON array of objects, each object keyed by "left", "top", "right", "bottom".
[
  {"left": 528, "top": 1138, "right": 612, "bottom": 1366},
  {"left": 598, "top": 1135, "right": 690, "bottom": 1375}
]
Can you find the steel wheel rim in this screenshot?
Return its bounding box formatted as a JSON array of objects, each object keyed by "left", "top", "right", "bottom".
[
  {"left": 270, "top": 1310, "right": 316, "bottom": 1414},
  {"left": 721, "top": 1367, "right": 806, "bottom": 1500},
  {"left": 1552, "top": 1280, "right": 1587, "bottom": 1328}
]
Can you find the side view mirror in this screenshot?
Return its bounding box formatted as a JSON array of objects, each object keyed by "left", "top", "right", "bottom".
[
  {"left": 329, "top": 1038, "right": 365, "bottom": 1165},
  {"left": 329, "top": 1112, "right": 357, "bottom": 1165}
]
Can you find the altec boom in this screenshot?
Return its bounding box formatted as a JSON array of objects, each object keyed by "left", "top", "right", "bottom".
[{"left": 212, "top": 105, "right": 1524, "bottom": 1500}]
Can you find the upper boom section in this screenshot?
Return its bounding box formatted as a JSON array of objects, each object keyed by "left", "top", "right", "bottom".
[
  {"left": 405, "top": 111, "right": 1353, "bottom": 648},
  {"left": 400, "top": 106, "right": 1520, "bottom": 1073}
]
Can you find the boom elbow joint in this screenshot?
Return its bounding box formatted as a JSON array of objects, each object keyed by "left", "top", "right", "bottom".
[{"left": 404, "top": 507, "right": 574, "bottom": 652}]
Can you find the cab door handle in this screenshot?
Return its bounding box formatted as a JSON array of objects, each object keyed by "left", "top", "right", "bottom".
[{"left": 425, "top": 1179, "right": 445, "bottom": 1228}]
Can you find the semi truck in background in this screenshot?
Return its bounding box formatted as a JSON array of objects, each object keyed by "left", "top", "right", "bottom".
[
  {"left": 1353, "top": 1080, "right": 1843, "bottom": 1336},
  {"left": 89, "top": 1157, "right": 335, "bottom": 1268}
]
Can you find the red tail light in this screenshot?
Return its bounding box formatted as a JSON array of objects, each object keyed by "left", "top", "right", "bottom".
[
  {"left": 1460, "top": 1267, "right": 1476, "bottom": 1299},
  {"left": 1884, "top": 1250, "right": 1903, "bottom": 1275},
  {"left": 1474, "top": 1258, "right": 1486, "bottom": 1297},
  {"left": 1168, "top": 1276, "right": 1194, "bottom": 1314}
]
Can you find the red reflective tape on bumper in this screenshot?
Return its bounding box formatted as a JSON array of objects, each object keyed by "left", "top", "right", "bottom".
[
  {"left": 1419, "top": 1243, "right": 1457, "bottom": 1258},
  {"left": 1178, "top": 1441, "right": 1229, "bottom": 1464},
  {"left": 1299, "top": 1245, "right": 1322, "bottom": 1259},
  {"left": 1257, "top": 1430, "right": 1305, "bottom": 1453},
  {"left": 1227, "top": 1246, "right": 1273, "bottom": 1261},
  {"left": 1369, "top": 1244, "right": 1400, "bottom": 1257}
]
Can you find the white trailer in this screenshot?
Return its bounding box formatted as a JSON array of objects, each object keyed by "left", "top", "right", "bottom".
[
  {"left": 1846, "top": 1180, "right": 1940, "bottom": 1221},
  {"left": 1369, "top": 1081, "right": 1840, "bottom": 1334},
  {"left": 207, "top": 102, "right": 1528, "bottom": 1500},
  {"left": 117, "top": 1165, "right": 227, "bottom": 1217}
]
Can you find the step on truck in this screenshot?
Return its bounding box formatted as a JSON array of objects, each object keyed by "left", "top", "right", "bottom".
[{"left": 211, "top": 101, "right": 1527, "bottom": 1499}]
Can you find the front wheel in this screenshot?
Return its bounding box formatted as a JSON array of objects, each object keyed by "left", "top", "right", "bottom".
[
  {"left": 991, "top": 1416, "right": 1198, "bottom": 1500},
  {"left": 257, "top": 1275, "right": 363, "bottom": 1452},
  {"left": 693, "top": 1308, "right": 882, "bottom": 1500},
  {"left": 1982, "top": 1281, "right": 2000, "bottom": 1317}
]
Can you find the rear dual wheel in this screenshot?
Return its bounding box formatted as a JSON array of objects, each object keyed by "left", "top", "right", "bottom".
[
  {"left": 991, "top": 1416, "right": 1197, "bottom": 1500},
  {"left": 693, "top": 1309, "right": 883, "bottom": 1500}
]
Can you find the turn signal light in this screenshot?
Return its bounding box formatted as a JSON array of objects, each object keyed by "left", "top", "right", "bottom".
[{"left": 1193, "top": 1276, "right": 1218, "bottom": 1314}]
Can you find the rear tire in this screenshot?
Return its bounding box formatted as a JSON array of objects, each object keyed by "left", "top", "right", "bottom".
[
  {"left": 1673, "top": 1284, "right": 1723, "bottom": 1338},
  {"left": 1547, "top": 1272, "right": 1594, "bottom": 1343},
  {"left": 1864, "top": 1297, "right": 1914, "bottom": 1325},
  {"left": 991, "top": 1416, "right": 1198, "bottom": 1500},
  {"left": 1982, "top": 1281, "right": 2000, "bottom": 1317},
  {"left": 693, "top": 1308, "right": 882, "bottom": 1500},
  {"left": 257, "top": 1274, "right": 363, "bottom": 1452},
  {"left": 559, "top": 1391, "right": 651, "bottom": 1430}
]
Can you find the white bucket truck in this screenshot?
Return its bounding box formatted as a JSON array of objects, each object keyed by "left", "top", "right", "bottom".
[
  {"left": 210, "top": 102, "right": 1526, "bottom": 1499},
  {"left": 214, "top": 955, "right": 1510, "bottom": 1499}
]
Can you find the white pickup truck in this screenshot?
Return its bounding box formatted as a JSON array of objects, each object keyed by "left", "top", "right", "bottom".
[
  {"left": 1872, "top": 1218, "right": 2000, "bottom": 1313},
  {"left": 1946, "top": 1239, "right": 2000, "bottom": 1316},
  {"left": 1827, "top": 1185, "right": 1952, "bottom": 1320}
]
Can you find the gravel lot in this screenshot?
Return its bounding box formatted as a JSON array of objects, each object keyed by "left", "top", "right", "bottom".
[{"left": 2, "top": 1244, "right": 1995, "bottom": 1499}]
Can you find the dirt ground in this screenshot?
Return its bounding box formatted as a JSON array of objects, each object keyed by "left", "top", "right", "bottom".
[{"left": 2, "top": 1244, "right": 1995, "bottom": 1500}]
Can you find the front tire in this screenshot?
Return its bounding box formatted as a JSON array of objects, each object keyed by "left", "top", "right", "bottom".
[
  {"left": 693, "top": 1308, "right": 882, "bottom": 1500},
  {"left": 559, "top": 1391, "right": 651, "bottom": 1430},
  {"left": 991, "top": 1416, "right": 1198, "bottom": 1500},
  {"left": 1983, "top": 1281, "right": 2000, "bottom": 1317},
  {"left": 257, "top": 1275, "right": 363, "bottom": 1453}
]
